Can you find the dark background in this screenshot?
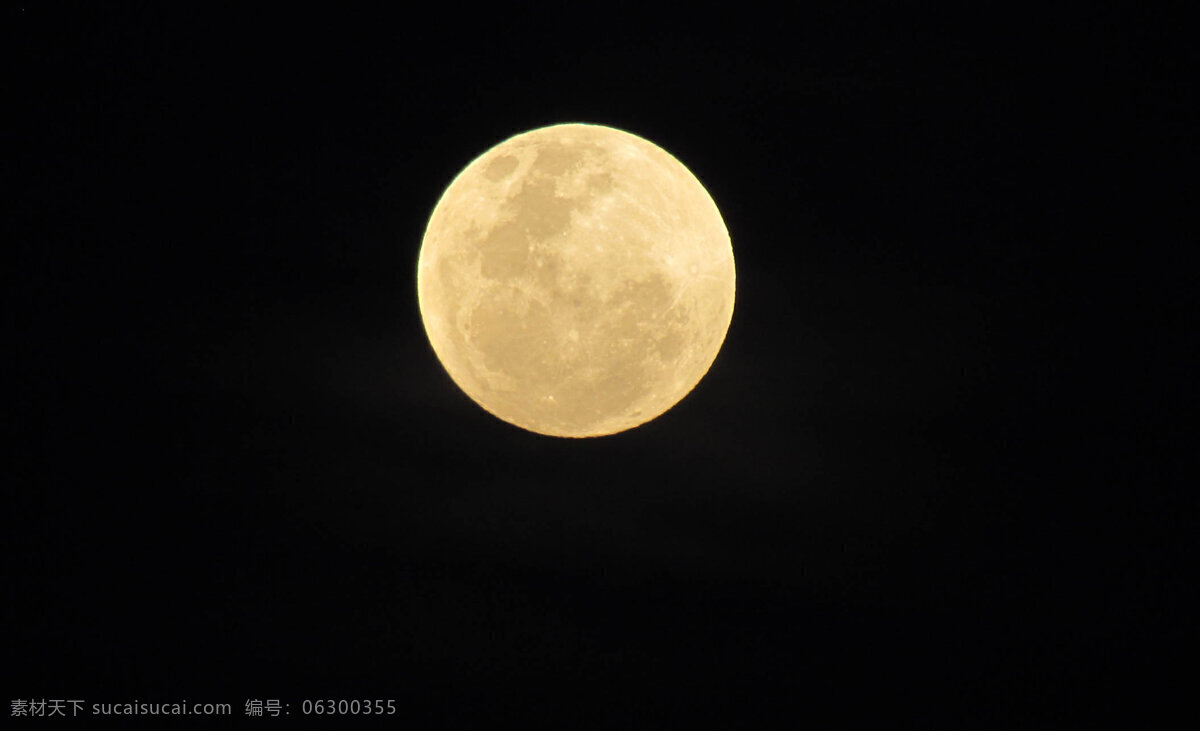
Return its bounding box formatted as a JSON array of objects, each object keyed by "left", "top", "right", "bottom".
[{"left": 8, "top": 2, "right": 1190, "bottom": 726}]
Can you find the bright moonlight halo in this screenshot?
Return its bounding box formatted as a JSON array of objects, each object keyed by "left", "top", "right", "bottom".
[{"left": 417, "top": 123, "right": 735, "bottom": 437}]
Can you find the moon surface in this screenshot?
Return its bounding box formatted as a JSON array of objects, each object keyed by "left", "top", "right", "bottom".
[{"left": 417, "top": 123, "right": 735, "bottom": 437}]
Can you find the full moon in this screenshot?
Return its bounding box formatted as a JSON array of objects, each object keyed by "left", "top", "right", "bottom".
[{"left": 417, "top": 123, "right": 735, "bottom": 437}]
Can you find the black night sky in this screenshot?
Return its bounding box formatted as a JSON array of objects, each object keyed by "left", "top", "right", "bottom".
[{"left": 9, "top": 3, "right": 1189, "bottom": 726}]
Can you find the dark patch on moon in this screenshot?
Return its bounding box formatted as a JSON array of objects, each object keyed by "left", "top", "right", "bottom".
[
  {"left": 531, "top": 142, "right": 585, "bottom": 176},
  {"left": 483, "top": 154, "right": 518, "bottom": 181},
  {"left": 478, "top": 220, "right": 530, "bottom": 280}
]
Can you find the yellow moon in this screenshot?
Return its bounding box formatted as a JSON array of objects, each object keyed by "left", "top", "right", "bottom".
[{"left": 417, "top": 123, "right": 735, "bottom": 437}]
